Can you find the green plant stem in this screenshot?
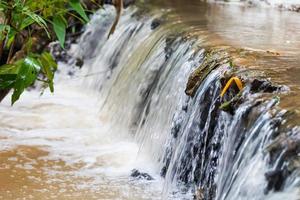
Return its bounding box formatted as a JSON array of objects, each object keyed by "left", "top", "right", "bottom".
[
  {"left": 0, "top": 41, "right": 4, "bottom": 62},
  {"left": 0, "top": 0, "right": 13, "bottom": 64},
  {"left": 6, "top": 40, "right": 15, "bottom": 63}
]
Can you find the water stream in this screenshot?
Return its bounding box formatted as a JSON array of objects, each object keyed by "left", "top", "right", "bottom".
[{"left": 0, "top": 2, "right": 300, "bottom": 200}]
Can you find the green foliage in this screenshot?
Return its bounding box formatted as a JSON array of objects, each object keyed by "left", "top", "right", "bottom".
[
  {"left": 53, "top": 15, "right": 67, "bottom": 48},
  {"left": 0, "top": 53, "right": 57, "bottom": 105},
  {"left": 69, "top": 0, "right": 89, "bottom": 22},
  {"left": 37, "top": 52, "right": 57, "bottom": 92},
  {"left": 0, "top": 0, "right": 89, "bottom": 48},
  {"left": 11, "top": 57, "right": 41, "bottom": 104},
  {"left": 0, "top": 0, "right": 91, "bottom": 104}
]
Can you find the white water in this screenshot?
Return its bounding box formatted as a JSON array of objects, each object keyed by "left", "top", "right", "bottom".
[{"left": 0, "top": 67, "right": 164, "bottom": 199}]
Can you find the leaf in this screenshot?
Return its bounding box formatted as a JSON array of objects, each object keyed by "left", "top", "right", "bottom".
[
  {"left": 41, "top": 52, "right": 57, "bottom": 70},
  {"left": 11, "top": 57, "right": 41, "bottom": 105},
  {"left": 52, "top": 15, "right": 66, "bottom": 48},
  {"left": 0, "top": 63, "right": 20, "bottom": 90},
  {"left": 0, "top": 64, "right": 19, "bottom": 74},
  {"left": 20, "top": 16, "right": 35, "bottom": 30},
  {"left": 0, "top": 1, "right": 8, "bottom": 11},
  {"left": 0, "top": 24, "right": 11, "bottom": 40},
  {"left": 22, "top": 6, "right": 50, "bottom": 37},
  {"left": 220, "top": 76, "right": 244, "bottom": 97},
  {"left": 69, "top": 0, "right": 89, "bottom": 22},
  {"left": 38, "top": 52, "right": 57, "bottom": 92},
  {"left": 0, "top": 74, "right": 17, "bottom": 89}
]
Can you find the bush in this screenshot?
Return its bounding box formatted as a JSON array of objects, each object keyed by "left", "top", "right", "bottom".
[{"left": 0, "top": 0, "right": 92, "bottom": 104}]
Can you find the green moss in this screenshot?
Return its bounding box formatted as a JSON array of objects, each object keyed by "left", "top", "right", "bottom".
[{"left": 185, "top": 49, "right": 230, "bottom": 97}]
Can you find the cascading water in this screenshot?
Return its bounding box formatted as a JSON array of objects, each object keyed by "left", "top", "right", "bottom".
[
  {"left": 72, "top": 4, "right": 300, "bottom": 199},
  {"left": 0, "top": 2, "right": 299, "bottom": 200}
]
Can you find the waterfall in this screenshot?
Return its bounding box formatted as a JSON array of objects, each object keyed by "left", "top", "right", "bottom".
[{"left": 68, "top": 5, "right": 300, "bottom": 200}]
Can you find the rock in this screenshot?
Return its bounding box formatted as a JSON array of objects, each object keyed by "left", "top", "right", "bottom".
[
  {"left": 67, "top": 70, "right": 75, "bottom": 76},
  {"left": 165, "top": 34, "right": 179, "bottom": 60},
  {"left": 185, "top": 50, "right": 229, "bottom": 97},
  {"left": 130, "top": 169, "right": 154, "bottom": 180},
  {"left": 171, "top": 116, "right": 183, "bottom": 139},
  {"left": 250, "top": 79, "right": 280, "bottom": 93},
  {"left": 151, "top": 18, "right": 163, "bottom": 30},
  {"left": 123, "top": 0, "right": 136, "bottom": 8},
  {"left": 75, "top": 58, "right": 84, "bottom": 68},
  {"left": 265, "top": 169, "right": 286, "bottom": 192},
  {"left": 194, "top": 188, "right": 205, "bottom": 200},
  {"left": 50, "top": 42, "right": 71, "bottom": 63},
  {"left": 219, "top": 92, "right": 243, "bottom": 115}
]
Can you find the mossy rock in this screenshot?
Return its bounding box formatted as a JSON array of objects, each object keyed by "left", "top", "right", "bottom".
[{"left": 185, "top": 49, "right": 230, "bottom": 97}]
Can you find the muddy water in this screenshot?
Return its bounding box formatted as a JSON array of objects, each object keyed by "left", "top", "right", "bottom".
[
  {"left": 155, "top": 0, "right": 300, "bottom": 111},
  {"left": 0, "top": 78, "right": 162, "bottom": 199},
  {"left": 1, "top": 1, "right": 300, "bottom": 200}
]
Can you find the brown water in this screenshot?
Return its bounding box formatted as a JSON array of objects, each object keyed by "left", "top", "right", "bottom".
[
  {"left": 154, "top": 0, "right": 300, "bottom": 114},
  {"left": 0, "top": 81, "right": 163, "bottom": 200}
]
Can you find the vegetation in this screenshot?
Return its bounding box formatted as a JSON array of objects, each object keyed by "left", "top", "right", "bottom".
[
  {"left": 0, "top": 0, "right": 95, "bottom": 105},
  {"left": 220, "top": 76, "right": 243, "bottom": 97}
]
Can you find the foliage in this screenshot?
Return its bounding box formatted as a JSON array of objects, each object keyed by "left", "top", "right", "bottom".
[
  {"left": 220, "top": 76, "right": 244, "bottom": 97},
  {"left": 0, "top": 0, "right": 90, "bottom": 105}
]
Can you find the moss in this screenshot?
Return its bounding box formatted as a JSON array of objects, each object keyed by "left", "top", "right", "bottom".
[
  {"left": 219, "top": 92, "right": 243, "bottom": 114},
  {"left": 185, "top": 49, "right": 230, "bottom": 97}
]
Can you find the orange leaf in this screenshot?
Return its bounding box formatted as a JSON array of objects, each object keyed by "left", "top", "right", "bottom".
[{"left": 220, "top": 76, "right": 244, "bottom": 97}]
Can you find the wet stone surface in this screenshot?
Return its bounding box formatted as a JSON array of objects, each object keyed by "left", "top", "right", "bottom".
[{"left": 130, "top": 169, "right": 154, "bottom": 181}]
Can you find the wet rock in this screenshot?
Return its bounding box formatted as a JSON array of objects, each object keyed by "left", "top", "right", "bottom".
[
  {"left": 165, "top": 34, "right": 179, "bottom": 60},
  {"left": 250, "top": 79, "right": 280, "bottom": 93},
  {"left": 265, "top": 169, "right": 286, "bottom": 192},
  {"left": 185, "top": 50, "right": 229, "bottom": 97},
  {"left": 75, "top": 58, "right": 84, "bottom": 68},
  {"left": 219, "top": 92, "right": 243, "bottom": 115},
  {"left": 171, "top": 116, "right": 183, "bottom": 139},
  {"left": 160, "top": 165, "right": 168, "bottom": 178},
  {"left": 266, "top": 135, "right": 300, "bottom": 155},
  {"left": 67, "top": 70, "right": 75, "bottom": 77},
  {"left": 289, "top": 5, "right": 300, "bottom": 12},
  {"left": 194, "top": 188, "right": 205, "bottom": 200},
  {"left": 123, "top": 0, "right": 136, "bottom": 8},
  {"left": 130, "top": 169, "right": 154, "bottom": 180},
  {"left": 162, "top": 46, "right": 299, "bottom": 200},
  {"left": 219, "top": 76, "right": 284, "bottom": 115},
  {"left": 50, "top": 42, "right": 71, "bottom": 63},
  {"left": 151, "top": 18, "right": 163, "bottom": 30}
]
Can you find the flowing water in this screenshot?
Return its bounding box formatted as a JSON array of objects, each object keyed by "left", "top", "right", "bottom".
[{"left": 1, "top": 1, "right": 300, "bottom": 200}]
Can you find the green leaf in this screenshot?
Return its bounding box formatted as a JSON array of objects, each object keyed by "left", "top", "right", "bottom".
[
  {"left": 52, "top": 15, "right": 66, "bottom": 48},
  {"left": 38, "top": 52, "right": 57, "bottom": 92},
  {"left": 21, "top": 6, "right": 50, "bottom": 37},
  {"left": 0, "top": 63, "right": 21, "bottom": 90},
  {"left": 69, "top": 0, "right": 89, "bottom": 22},
  {"left": 0, "top": 74, "right": 17, "bottom": 89},
  {"left": 20, "top": 17, "right": 35, "bottom": 30},
  {"left": 0, "top": 64, "right": 19, "bottom": 74},
  {"left": 11, "top": 57, "right": 41, "bottom": 105},
  {"left": 41, "top": 52, "right": 57, "bottom": 70},
  {"left": 0, "top": 24, "right": 10, "bottom": 40}
]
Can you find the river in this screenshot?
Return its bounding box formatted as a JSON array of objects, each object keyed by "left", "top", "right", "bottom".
[{"left": 0, "top": 1, "right": 299, "bottom": 200}]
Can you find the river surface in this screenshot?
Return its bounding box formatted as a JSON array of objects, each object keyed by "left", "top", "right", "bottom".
[
  {"left": 1, "top": 1, "right": 300, "bottom": 200},
  {"left": 154, "top": 0, "right": 300, "bottom": 112}
]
